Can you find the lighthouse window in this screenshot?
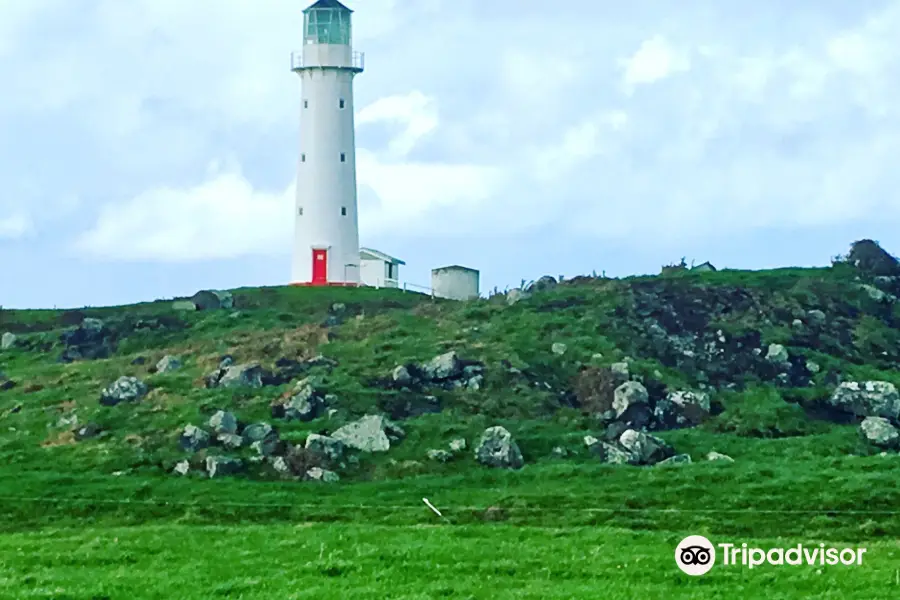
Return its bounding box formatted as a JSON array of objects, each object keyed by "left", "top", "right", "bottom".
[
  {"left": 341, "top": 207, "right": 347, "bottom": 216},
  {"left": 339, "top": 98, "right": 345, "bottom": 109},
  {"left": 298, "top": 207, "right": 303, "bottom": 216},
  {"left": 340, "top": 153, "right": 346, "bottom": 162},
  {"left": 301, "top": 153, "right": 306, "bottom": 162},
  {"left": 303, "top": 100, "right": 308, "bottom": 108}
]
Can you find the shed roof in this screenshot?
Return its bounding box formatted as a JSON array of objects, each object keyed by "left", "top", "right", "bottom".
[
  {"left": 432, "top": 265, "right": 479, "bottom": 273},
  {"left": 360, "top": 247, "right": 405, "bottom": 265},
  {"left": 304, "top": 0, "right": 352, "bottom": 12}
]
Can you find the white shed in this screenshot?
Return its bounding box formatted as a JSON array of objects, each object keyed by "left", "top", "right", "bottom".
[
  {"left": 431, "top": 265, "right": 480, "bottom": 300},
  {"left": 360, "top": 247, "right": 405, "bottom": 288}
]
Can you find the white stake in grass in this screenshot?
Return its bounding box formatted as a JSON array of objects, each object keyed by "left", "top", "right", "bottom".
[{"left": 423, "top": 498, "right": 450, "bottom": 523}]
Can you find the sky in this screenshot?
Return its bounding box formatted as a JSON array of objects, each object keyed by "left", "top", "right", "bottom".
[{"left": 1, "top": 0, "right": 899, "bottom": 309}]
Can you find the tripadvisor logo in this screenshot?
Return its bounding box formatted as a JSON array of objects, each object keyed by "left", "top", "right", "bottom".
[{"left": 675, "top": 536, "right": 867, "bottom": 576}]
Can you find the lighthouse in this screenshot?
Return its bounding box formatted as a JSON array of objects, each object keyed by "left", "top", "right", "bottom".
[{"left": 290, "top": 0, "right": 364, "bottom": 286}]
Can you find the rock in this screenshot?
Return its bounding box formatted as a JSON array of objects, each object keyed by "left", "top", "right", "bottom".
[
  {"left": 0, "top": 380, "right": 16, "bottom": 391},
  {"left": 305, "top": 467, "right": 339, "bottom": 483},
  {"left": 423, "top": 351, "right": 462, "bottom": 381},
  {"left": 180, "top": 425, "right": 210, "bottom": 451},
  {"left": 172, "top": 300, "right": 197, "bottom": 312},
  {"left": 190, "top": 290, "right": 234, "bottom": 310},
  {"left": 806, "top": 360, "right": 821, "bottom": 374},
  {"left": 610, "top": 362, "right": 630, "bottom": 379},
  {"left": 207, "top": 363, "right": 266, "bottom": 389},
  {"left": 586, "top": 439, "right": 634, "bottom": 465},
  {"left": 99, "top": 376, "right": 148, "bottom": 406},
  {"left": 60, "top": 318, "right": 115, "bottom": 362},
  {"left": 271, "top": 456, "right": 291, "bottom": 475},
  {"left": 1, "top": 332, "right": 16, "bottom": 350},
  {"left": 208, "top": 410, "right": 238, "bottom": 435},
  {"left": 827, "top": 381, "right": 900, "bottom": 420},
  {"left": 618, "top": 429, "right": 675, "bottom": 465},
  {"left": 807, "top": 309, "right": 827, "bottom": 327},
  {"left": 250, "top": 438, "right": 278, "bottom": 456},
  {"left": 551, "top": 446, "right": 568, "bottom": 458},
  {"left": 551, "top": 342, "right": 567, "bottom": 356},
  {"left": 612, "top": 381, "right": 649, "bottom": 417},
  {"left": 860, "top": 417, "right": 900, "bottom": 450},
  {"left": 505, "top": 289, "right": 530, "bottom": 306},
  {"left": 707, "top": 451, "right": 734, "bottom": 462},
  {"left": 474, "top": 426, "right": 524, "bottom": 469},
  {"left": 859, "top": 284, "right": 896, "bottom": 303},
  {"left": 131, "top": 357, "right": 147, "bottom": 365},
  {"left": 279, "top": 378, "right": 325, "bottom": 421},
  {"left": 305, "top": 433, "right": 346, "bottom": 463},
  {"left": 427, "top": 449, "right": 453, "bottom": 462},
  {"left": 205, "top": 456, "right": 243, "bottom": 478},
  {"left": 765, "top": 344, "right": 790, "bottom": 366},
  {"left": 331, "top": 415, "right": 405, "bottom": 452},
  {"left": 528, "top": 275, "right": 557, "bottom": 293},
  {"left": 583, "top": 435, "right": 599, "bottom": 447},
  {"left": 653, "top": 390, "right": 711, "bottom": 429},
  {"left": 219, "top": 355, "right": 234, "bottom": 369},
  {"left": 173, "top": 460, "right": 190, "bottom": 476},
  {"left": 466, "top": 375, "right": 484, "bottom": 390},
  {"left": 242, "top": 422, "right": 277, "bottom": 446},
  {"left": 449, "top": 438, "right": 467, "bottom": 453},
  {"left": 657, "top": 454, "right": 691, "bottom": 466},
  {"left": 74, "top": 423, "right": 102, "bottom": 441},
  {"left": 215, "top": 433, "right": 242, "bottom": 449},
  {"left": 392, "top": 365, "right": 413, "bottom": 385},
  {"left": 156, "top": 355, "right": 182, "bottom": 374}
]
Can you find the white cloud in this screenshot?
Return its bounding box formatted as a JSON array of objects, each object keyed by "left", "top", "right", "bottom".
[
  {"left": 357, "top": 91, "right": 439, "bottom": 159},
  {"left": 74, "top": 171, "right": 293, "bottom": 261},
  {"left": 0, "top": 213, "right": 33, "bottom": 239},
  {"left": 621, "top": 35, "right": 690, "bottom": 90}
]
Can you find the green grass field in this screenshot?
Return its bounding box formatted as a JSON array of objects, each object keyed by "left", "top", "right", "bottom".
[
  {"left": 2, "top": 264, "right": 900, "bottom": 597},
  {"left": 2, "top": 522, "right": 897, "bottom": 599}
]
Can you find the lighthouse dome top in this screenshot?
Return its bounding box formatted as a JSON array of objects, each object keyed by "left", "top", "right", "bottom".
[
  {"left": 303, "top": 0, "right": 354, "bottom": 46},
  {"left": 303, "top": 0, "right": 352, "bottom": 13}
]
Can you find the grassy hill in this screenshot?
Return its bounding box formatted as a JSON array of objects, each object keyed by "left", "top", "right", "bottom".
[{"left": 2, "top": 241, "right": 900, "bottom": 598}]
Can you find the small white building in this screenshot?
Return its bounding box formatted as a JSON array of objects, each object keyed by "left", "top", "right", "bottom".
[
  {"left": 360, "top": 247, "right": 404, "bottom": 288},
  {"left": 432, "top": 265, "right": 480, "bottom": 300}
]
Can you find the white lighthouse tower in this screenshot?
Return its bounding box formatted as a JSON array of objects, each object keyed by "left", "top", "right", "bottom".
[{"left": 290, "top": 0, "right": 364, "bottom": 286}]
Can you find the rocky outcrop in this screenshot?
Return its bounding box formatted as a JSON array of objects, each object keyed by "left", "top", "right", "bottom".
[
  {"left": 859, "top": 417, "right": 900, "bottom": 450},
  {"left": 99, "top": 376, "right": 148, "bottom": 406},
  {"left": 205, "top": 455, "right": 243, "bottom": 478},
  {"left": 376, "top": 351, "right": 485, "bottom": 394},
  {"left": 827, "top": 381, "right": 900, "bottom": 420},
  {"left": 331, "top": 415, "right": 405, "bottom": 453},
  {"left": 190, "top": 290, "right": 234, "bottom": 310},
  {"left": 61, "top": 318, "right": 116, "bottom": 362},
  {"left": 474, "top": 426, "right": 523, "bottom": 469},
  {"left": 205, "top": 362, "right": 267, "bottom": 389},
  {"left": 1, "top": 332, "right": 16, "bottom": 350},
  {"left": 271, "top": 378, "right": 328, "bottom": 421},
  {"left": 156, "top": 355, "right": 182, "bottom": 374},
  {"left": 586, "top": 429, "right": 677, "bottom": 466},
  {"left": 208, "top": 410, "right": 238, "bottom": 435}
]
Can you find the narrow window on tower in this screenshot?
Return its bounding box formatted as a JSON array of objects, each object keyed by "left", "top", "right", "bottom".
[
  {"left": 298, "top": 207, "right": 303, "bottom": 216},
  {"left": 340, "top": 153, "right": 346, "bottom": 162},
  {"left": 301, "top": 153, "right": 306, "bottom": 162},
  {"left": 341, "top": 207, "right": 347, "bottom": 216},
  {"left": 303, "top": 99, "right": 308, "bottom": 108},
  {"left": 339, "top": 98, "right": 345, "bottom": 109}
]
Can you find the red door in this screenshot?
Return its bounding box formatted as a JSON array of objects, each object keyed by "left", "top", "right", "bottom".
[{"left": 312, "top": 249, "right": 327, "bottom": 285}]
